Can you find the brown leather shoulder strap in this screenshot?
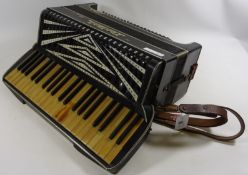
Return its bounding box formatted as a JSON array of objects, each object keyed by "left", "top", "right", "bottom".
[{"left": 154, "top": 104, "right": 245, "bottom": 141}]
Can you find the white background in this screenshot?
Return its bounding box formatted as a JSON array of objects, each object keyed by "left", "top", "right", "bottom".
[{"left": 0, "top": 0, "right": 248, "bottom": 175}]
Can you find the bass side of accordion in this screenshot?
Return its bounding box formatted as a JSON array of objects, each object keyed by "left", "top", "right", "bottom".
[{"left": 2, "top": 3, "right": 202, "bottom": 173}]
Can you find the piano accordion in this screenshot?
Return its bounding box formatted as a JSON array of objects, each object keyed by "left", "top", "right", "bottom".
[{"left": 3, "top": 3, "right": 201, "bottom": 173}]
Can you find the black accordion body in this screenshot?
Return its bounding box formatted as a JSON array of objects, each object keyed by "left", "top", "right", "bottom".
[{"left": 3, "top": 3, "right": 201, "bottom": 173}]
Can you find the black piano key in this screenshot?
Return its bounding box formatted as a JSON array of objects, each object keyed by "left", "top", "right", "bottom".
[
  {"left": 34, "top": 62, "right": 57, "bottom": 83},
  {"left": 31, "top": 59, "right": 53, "bottom": 81},
  {"left": 46, "top": 69, "right": 68, "bottom": 92},
  {"left": 83, "top": 94, "right": 107, "bottom": 120},
  {"left": 58, "top": 77, "right": 81, "bottom": 102},
  {"left": 78, "top": 90, "right": 101, "bottom": 116},
  {"left": 63, "top": 81, "right": 87, "bottom": 105},
  {"left": 17, "top": 51, "right": 38, "bottom": 71},
  {"left": 72, "top": 86, "right": 95, "bottom": 111},
  {"left": 98, "top": 104, "right": 123, "bottom": 132},
  {"left": 109, "top": 110, "right": 134, "bottom": 140},
  {"left": 42, "top": 67, "right": 63, "bottom": 89},
  {"left": 93, "top": 100, "right": 117, "bottom": 127},
  {"left": 22, "top": 54, "right": 43, "bottom": 74},
  {"left": 51, "top": 72, "right": 73, "bottom": 96},
  {"left": 116, "top": 115, "right": 140, "bottom": 145}
]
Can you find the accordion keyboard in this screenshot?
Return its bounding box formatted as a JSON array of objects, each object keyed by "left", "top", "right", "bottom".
[{"left": 5, "top": 50, "right": 144, "bottom": 164}]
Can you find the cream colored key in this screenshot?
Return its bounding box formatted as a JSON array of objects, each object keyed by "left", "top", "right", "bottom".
[
  {"left": 9, "top": 54, "right": 39, "bottom": 85},
  {"left": 104, "top": 116, "right": 143, "bottom": 163},
  {"left": 5, "top": 69, "right": 21, "bottom": 85},
  {"left": 23, "top": 65, "right": 60, "bottom": 101},
  {"left": 59, "top": 93, "right": 108, "bottom": 134},
  {"left": 36, "top": 69, "right": 70, "bottom": 106},
  {"left": 57, "top": 106, "right": 77, "bottom": 124},
  {"left": 16, "top": 58, "right": 49, "bottom": 92},
  {"left": 48, "top": 76, "right": 78, "bottom": 116},
  {"left": 5, "top": 69, "right": 20, "bottom": 83},
  {"left": 15, "top": 58, "right": 48, "bottom": 88},
  {"left": 60, "top": 84, "right": 92, "bottom": 127},
  {"left": 42, "top": 75, "right": 77, "bottom": 117},
  {"left": 37, "top": 71, "right": 72, "bottom": 112},
  {"left": 79, "top": 96, "right": 121, "bottom": 144},
  {"left": 35, "top": 69, "right": 67, "bottom": 107},
  {"left": 93, "top": 109, "right": 134, "bottom": 155},
  {"left": 8, "top": 51, "right": 38, "bottom": 82},
  {"left": 54, "top": 102, "right": 74, "bottom": 123},
  {"left": 29, "top": 65, "right": 61, "bottom": 102},
  {"left": 71, "top": 97, "right": 113, "bottom": 136},
  {"left": 5, "top": 51, "right": 36, "bottom": 82},
  {"left": 71, "top": 93, "right": 104, "bottom": 139},
  {"left": 10, "top": 70, "right": 27, "bottom": 86},
  {"left": 8, "top": 61, "right": 33, "bottom": 85},
  {"left": 86, "top": 108, "right": 129, "bottom": 149},
  {"left": 7, "top": 57, "right": 47, "bottom": 87},
  {"left": 67, "top": 96, "right": 111, "bottom": 133},
  {"left": 67, "top": 90, "right": 106, "bottom": 133},
  {"left": 19, "top": 60, "right": 52, "bottom": 94},
  {"left": 52, "top": 80, "right": 86, "bottom": 123}
]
